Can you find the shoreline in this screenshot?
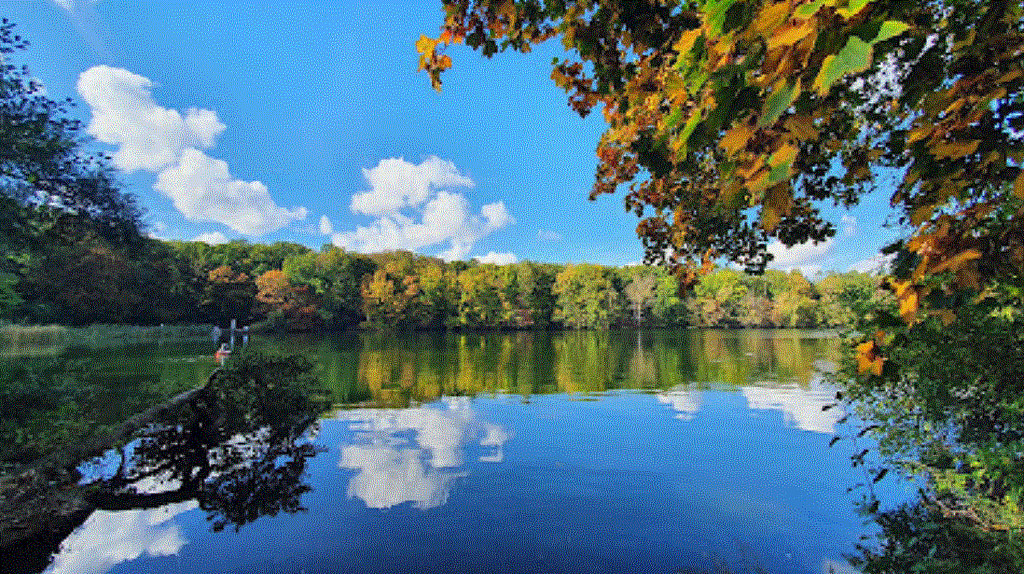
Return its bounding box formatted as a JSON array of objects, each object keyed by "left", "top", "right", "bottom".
[{"left": 0, "top": 372, "right": 218, "bottom": 573}]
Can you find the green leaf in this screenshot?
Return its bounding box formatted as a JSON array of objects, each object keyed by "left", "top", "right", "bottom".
[
  {"left": 768, "top": 161, "right": 791, "bottom": 185},
  {"left": 665, "top": 106, "right": 685, "bottom": 129},
  {"left": 871, "top": 20, "right": 910, "bottom": 45},
  {"left": 704, "top": 0, "right": 739, "bottom": 35},
  {"left": 837, "top": 0, "right": 871, "bottom": 18},
  {"left": 676, "top": 112, "right": 703, "bottom": 158},
  {"left": 759, "top": 81, "right": 797, "bottom": 126},
  {"left": 814, "top": 36, "right": 873, "bottom": 95},
  {"left": 795, "top": 0, "right": 828, "bottom": 19}
]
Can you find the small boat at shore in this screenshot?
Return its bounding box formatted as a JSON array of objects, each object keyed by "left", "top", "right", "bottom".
[{"left": 215, "top": 343, "right": 231, "bottom": 362}]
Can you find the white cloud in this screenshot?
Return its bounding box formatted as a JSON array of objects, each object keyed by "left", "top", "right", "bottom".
[
  {"left": 767, "top": 238, "right": 834, "bottom": 276},
  {"left": 822, "top": 559, "right": 861, "bottom": 574},
  {"left": 333, "top": 158, "right": 513, "bottom": 261},
  {"left": 474, "top": 251, "right": 518, "bottom": 265},
  {"left": 334, "top": 398, "right": 508, "bottom": 510},
  {"left": 319, "top": 215, "right": 333, "bottom": 235},
  {"left": 155, "top": 149, "right": 307, "bottom": 235},
  {"left": 77, "top": 65, "right": 306, "bottom": 236},
  {"left": 351, "top": 156, "right": 474, "bottom": 217},
  {"left": 193, "top": 231, "right": 228, "bottom": 245},
  {"left": 145, "top": 220, "right": 169, "bottom": 240},
  {"left": 52, "top": 0, "right": 98, "bottom": 12},
  {"left": 847, "top": 252, "right": 894, "bottom": 275},
  {"left": 46, "top": 501, "right": 197, "bottom": 574},
  {"left": 537, "top": 229, "right": 562, "bottom": 241},
  {"left": 78, "top": 66, "right": 224, "bottom": 172},
  {"left": 841, "top": 215, "right": 857, "bottom": 236},
  {"left": 52, "top": 1, "right": 112, "bottom": 60}
]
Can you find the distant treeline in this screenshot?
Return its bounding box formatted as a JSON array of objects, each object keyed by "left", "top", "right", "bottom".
[{"left": 2, "top": 231, "right": 887, "bottom": 330}]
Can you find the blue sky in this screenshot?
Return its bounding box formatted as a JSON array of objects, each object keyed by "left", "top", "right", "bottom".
[{"left": 8, "top": 1, "right": 900, "bottom": 273}]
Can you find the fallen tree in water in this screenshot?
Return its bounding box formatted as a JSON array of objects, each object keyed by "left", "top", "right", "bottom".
[{"left": 0, "top": 352, "right": 330, "bottom": 574}]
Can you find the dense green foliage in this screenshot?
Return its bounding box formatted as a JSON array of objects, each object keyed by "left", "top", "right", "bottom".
[
  {"left": 0, "top": 19, "right": 186, "bottom": 325},
  {"left": 836, "top": 294, "right": 1024, "bottom": 573},
  {"left": 4, "top": 234, "right": 886, "bottom": 330}
]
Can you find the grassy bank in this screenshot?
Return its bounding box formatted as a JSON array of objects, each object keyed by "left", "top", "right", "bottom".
[{"left": 1, "top": 323, "right": 215, "bottom": 358}]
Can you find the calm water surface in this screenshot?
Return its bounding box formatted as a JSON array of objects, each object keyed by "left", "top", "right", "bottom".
[{"left": 39, "top": 330, "right": 899, "bottom": 574}]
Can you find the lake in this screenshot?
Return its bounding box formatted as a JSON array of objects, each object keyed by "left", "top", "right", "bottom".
[{"left": 27, "top": 329, "right": 902, "bottom": 574}]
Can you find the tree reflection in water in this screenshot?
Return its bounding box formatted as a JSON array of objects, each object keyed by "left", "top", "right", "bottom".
[{"left": 86, "top": 352, "right": 330, "bottom": 532}]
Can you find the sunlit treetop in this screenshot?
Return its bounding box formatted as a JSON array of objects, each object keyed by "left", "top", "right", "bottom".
[{"left": 419, "top": 0, "right": 1024, "bottom": 322}]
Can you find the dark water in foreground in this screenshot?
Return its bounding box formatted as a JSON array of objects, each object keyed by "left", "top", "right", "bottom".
[{"left": 35, "top": 329, "right": 902, "bottom": 574}]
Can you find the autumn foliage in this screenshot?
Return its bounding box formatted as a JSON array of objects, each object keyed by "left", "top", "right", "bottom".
[{"left": 418, "top": 0, "right": 1023, "bottom": 324}]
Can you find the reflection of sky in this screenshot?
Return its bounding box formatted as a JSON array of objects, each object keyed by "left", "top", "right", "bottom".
[
  {"left": 44, "top": 500, "right": 196, "bottom": 574},
  {"left": 742, "top": 373, "right": 843, "bottom": 434},
  {"left": 335, "top": 397, "right": 509, "bottom": 509},
  {"left": 655, "top": 387, "right": 702, "bottom": 420}
]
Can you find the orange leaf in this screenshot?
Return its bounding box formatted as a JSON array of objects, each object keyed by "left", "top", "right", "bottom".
[
  {"left": 856, "top": 341, "right": 884, "bottom": 376},
  {"left": 931, "top": 139, "right": 980, "bottom": 159},
  {"left": 784, "top": 114, "right": 817, "bottom": 140},
  {"left": 719, "top": 122, "right": 755, "bottom": 154}
]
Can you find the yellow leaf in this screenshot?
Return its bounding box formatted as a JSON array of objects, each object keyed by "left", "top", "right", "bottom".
[
  {"left": 931, "top": 249, "right": 982, "bottom": 274},
  {"left": 674, "top": 28, "right": 702, "bottom": 56},
  {"left": 719, "top": 122, "right": 754, "bottom": 154},
  {"left": 768, "top": 22, "right": 814, "bottom": 49},
  {"left": 415, "top": 34, "right": 437, "bottom": 55},
  {"left": 898, "top": 288, "right": 918, "bottom": 322},
  {"left": 769, "top": 144, "right": 799, "bottom": 168},
  {"left": 756, "top": 2, "right": 793, "bottom": 35},
  {"left": 906, "top": 125, "right": 932, "bottom": 144},
  {"left": 1015, "top": 170, "right": 1024, "bottom": 200}
]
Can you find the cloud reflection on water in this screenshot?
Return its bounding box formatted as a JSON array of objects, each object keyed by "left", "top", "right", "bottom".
[
  {"left": 742, "top": 382, "right": 843, "bottom": 434},
  {"left": 656, "top": 374, "right": 843, "bottom": 434},
  {"left": 656, "top": 387, "right": 703, "bottom": 421},
  {"left": 45, "top": 500, "right": 196, "bottom": 574},
  {"left": 335, "top": 397, "right": 508, "bottom": 509}
]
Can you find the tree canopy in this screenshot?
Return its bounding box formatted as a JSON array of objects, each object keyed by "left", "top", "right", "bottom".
[
  {"left": 0, "top": 19, "right": 141, "bottom": 240},
  {"left": 418, "top": 0, "right": 1023, "bottom": 320}
]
